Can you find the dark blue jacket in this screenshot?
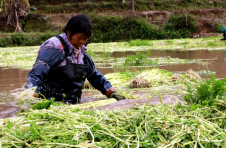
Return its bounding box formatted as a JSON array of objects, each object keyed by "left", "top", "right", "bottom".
[{"left": 26, "top": 48, "right": 113, "bottom": 95}]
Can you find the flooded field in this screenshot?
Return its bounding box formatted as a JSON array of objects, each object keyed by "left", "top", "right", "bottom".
[
  {"left": 98, "top": 49, "right": 226, "bottom": 78},
  {"left": 1, "top": 49, "right": 226, "bottom": 119}
]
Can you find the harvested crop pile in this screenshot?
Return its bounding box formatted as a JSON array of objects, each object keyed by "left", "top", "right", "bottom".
[
  {"left": 186, "top": 68, "right": 201, "bottom": 81},
  {"left": 1, "top": 101, "right": 226, "bottom": 147},
  {"left": 105, "top": 72, "right": 131, "bottom": 86},
  {"left": 130, "top": 69, "right": 173, "bottom": 88},
  {"left": 1, "top": 73, "right": 225, "bottom": 147},
  {"left": 83, "top": 69, "right": 201, "bottom": 89},
  {"left": 129, "top": 77, "right": 149, "bottom": 88},
  {"left": 171, "top": 73, "right": 183, "bottom": 82}
]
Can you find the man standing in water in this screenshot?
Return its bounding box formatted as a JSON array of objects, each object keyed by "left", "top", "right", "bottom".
[{"left": 26, "top": 14, "right": 126, "bottom": 104}]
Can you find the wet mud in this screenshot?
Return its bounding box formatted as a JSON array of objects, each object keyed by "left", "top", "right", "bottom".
[{"left": 0, "top": 102, "right": 18, "bottom": 118}]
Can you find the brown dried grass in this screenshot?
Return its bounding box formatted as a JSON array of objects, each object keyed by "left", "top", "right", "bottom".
[
  {"left": 129, "top": 77, "right": 149, "bottom": 88},
  {"left": 171, "top": 74, "right": 184, "bottom": 82},
  {"left": 186, "top": 69, "right": 201, "bottom": 81}
]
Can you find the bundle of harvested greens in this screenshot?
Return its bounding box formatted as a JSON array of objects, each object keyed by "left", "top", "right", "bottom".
[
  {"left": 129, "top": 77, "right": 150, "bottom": 88},
  {"left": 130, "top": 69, "right": 173, "bottom": 88}
]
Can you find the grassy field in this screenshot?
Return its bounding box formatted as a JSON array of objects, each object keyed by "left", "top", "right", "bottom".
[{"left": 89, "top": 36, "right": 225, "bottom": 53}]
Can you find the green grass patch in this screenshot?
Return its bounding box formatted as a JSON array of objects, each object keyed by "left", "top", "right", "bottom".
[
  {"left": 123, "top": 51, "right": 153, "bottom": 66},
  {"left": 88, "top": 36, "right": 224, "bottom": 52},
  {"left": 165, "top": 40, "right": 173, "bottom": 45},
  {"left": 111, "top": 52, "right": 201, "bottom": 68},
  {"left": 0, "top": 46, "right": 38, "bottom": 69},
  {"left": 0, "top": 32, "right": 61, "bottom": 47},
  {"left": 128, "top": 39, "right": 152, "bottom": 46}
]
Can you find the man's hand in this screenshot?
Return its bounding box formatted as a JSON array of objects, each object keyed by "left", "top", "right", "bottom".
[{"left": 108, "top": 92, "right": 126, "bottom": 101}]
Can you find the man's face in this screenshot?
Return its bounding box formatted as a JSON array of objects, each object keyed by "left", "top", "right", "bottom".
[{"left": 67, "top": 32, "right": 88, "bottom": 49}]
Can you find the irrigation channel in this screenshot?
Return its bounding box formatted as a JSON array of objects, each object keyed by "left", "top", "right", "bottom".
[{"left": 1, "top": 49, "right": 226, "bottom": 119}]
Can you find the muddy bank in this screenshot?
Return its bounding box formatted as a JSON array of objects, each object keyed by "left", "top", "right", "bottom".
[
  {"left": 29, "top": 8, "right": 226, "bottom": 34},
  {"left": 0, "top": 7, "right": 225, "bottom": 35}
]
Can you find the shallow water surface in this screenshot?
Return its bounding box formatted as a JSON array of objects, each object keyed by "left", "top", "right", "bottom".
[
  {"left": 1, "top": 49, "right": 226, "bottom": 118},
  {"left": 99, "top": 50, "right": 226, "bottom": 78}
]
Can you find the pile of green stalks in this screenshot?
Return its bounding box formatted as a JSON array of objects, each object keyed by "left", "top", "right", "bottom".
[
  {"left": 1, "top": 100, "right": 226, "bottom": 147},
  {"left": 83, "top": 71, "right": 136, "bottom": 90},
  {"left": 104, "top": 72, "right": 133, "bottom": 87},
  {"left": 83, "top": 69, "right": 196, "bottom": 89},
  {"left": 0, "top": 46, "right": 38, "bottom": 69},
  {"left": 130, "top": 69, "right": 173, "bottom": 88}
]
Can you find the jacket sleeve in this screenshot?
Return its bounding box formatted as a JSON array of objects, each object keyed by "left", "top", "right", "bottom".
[
  {"left": 85, "top": 52, "right": 116, "bottom": 96},
  {"left": 26, "top": 48, "right": 64, "bottom": 93}
]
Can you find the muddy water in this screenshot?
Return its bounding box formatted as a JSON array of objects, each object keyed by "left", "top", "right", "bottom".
[
  {"left": 110, "top": 50, "right": 226, "bottom": 59},
  {"left": 99, "top": 50, "right": 226, "bottom": 78},
  {"left": 0, "top": 68, "right": 29, "bottom": 118},
  {"left": 1, "top": 49, "right": 226, "bottom": 118}
]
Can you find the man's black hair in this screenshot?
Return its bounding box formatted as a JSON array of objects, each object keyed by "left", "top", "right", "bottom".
[{"left": 64, "top": 14, "right": 92, "bottom": 39}]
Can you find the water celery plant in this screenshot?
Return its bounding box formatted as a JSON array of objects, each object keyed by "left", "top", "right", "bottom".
[{"left": 184, "top": 74, "right": 226, "bottom": 108}]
